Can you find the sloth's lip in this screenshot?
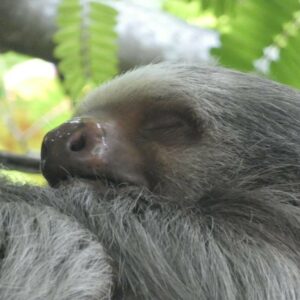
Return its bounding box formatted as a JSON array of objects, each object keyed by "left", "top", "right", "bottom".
[
  {"left": 48, "top": 169, "right": 148, "bottom": 189},
  {"left": 51, "top": 176, "right": 131, "bottom": 192},
  {"left": 68, "top": 174, "right": 137, "bottom": 189}
]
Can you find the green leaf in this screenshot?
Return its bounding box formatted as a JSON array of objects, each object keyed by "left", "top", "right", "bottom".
[
  {"left": 56, "top": 13, "right": 82, "bottom": 25},
  {"left": 212, "top": 0, "right": 300, "bottom": 71},
  {"left": 163, "top": 0, "right": 201, "bottom": 20},
  {"left": 53, "top": 0, "right": 118, "bottom": 101},
  {"left": 58, "top": 0, "right": 80, "bottom": 9},
  {"left": 54, "top": 42, "right": 81, "bottom": 59},
  {"left": 270, "top": 32, "right": 300, "bottom": 88},
  {"left": 201, "top": 0, "right": 237, "bottom": 16}
]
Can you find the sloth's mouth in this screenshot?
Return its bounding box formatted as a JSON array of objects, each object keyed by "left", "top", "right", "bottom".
[
  {"left": 47, "top": 162, "right": 148, "bottom": 189},
  {"left": 59, "top": 173, "right": 138, "bottom": 190},
  {"left": 49, "top": 174, "right": 136, "bottom": 191}
]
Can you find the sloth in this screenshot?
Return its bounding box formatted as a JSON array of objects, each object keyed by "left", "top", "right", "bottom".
[{"left": 1, "top": 63, "right": 300, "bottom": 299}]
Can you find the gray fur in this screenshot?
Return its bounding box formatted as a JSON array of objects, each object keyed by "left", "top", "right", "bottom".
[
  {"left": 1, "top": 63, "right": 300, "bottom": 299},
  {"left": 0, "top": 180, "right": 113, "bottom": 300},
  {"left": 78, "top": 64, "right": 300, "bottom": 202}
]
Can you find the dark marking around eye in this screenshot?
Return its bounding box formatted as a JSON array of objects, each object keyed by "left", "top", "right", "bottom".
[
  {"left": 141, "top": 109, "right": 202, "bottom": 146},
  {"left": 143, "top": 114, "right": 187, "bottom": 131}
]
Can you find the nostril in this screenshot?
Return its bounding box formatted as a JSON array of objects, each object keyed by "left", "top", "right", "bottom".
[{"left": 69, "top": 133, "right": 86, "bottom": 152}]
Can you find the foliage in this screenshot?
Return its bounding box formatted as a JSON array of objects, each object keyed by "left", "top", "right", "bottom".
[
  {"left": 163, "top": 0, "right": 202, "bottom": 20},
  {"left": 165, "top": 0, "right": 300, "bottom": 89},
  {"left": 0, "top": 1, "right": 118, "bottom": 182},
  {"left": 2, "top": 0, "right": 300, "bottom": 183},
  {"left": 0, "top": 53, "right": 71, "bottom": 183},
  {"left": 164, "top": 0, "right": 236, "bottom": 19},
  {"left": 201, "top": 0, "right": 237, "bottom": 17},
  {"left": 0, "top": 55, "right": 70, "bottom": 154},
  {"left": 54, "top": 0, "right": 118, "bottom": 102},
  {"left": 0, "top": 169, "right": 46, "bottom": 185}
]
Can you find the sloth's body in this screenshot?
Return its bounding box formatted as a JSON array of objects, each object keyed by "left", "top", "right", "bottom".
[{"left": 1, "top": 64, "right": 300, "bottom": 299}]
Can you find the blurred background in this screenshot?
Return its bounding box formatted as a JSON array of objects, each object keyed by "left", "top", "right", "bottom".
[{"left": 0, "top": 0, "right": 299, "bottom": 183}]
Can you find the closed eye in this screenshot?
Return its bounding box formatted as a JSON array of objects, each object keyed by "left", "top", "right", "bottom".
[
  {"left": 144, "top": 116, "right": 186, "bottom": 131},
  {"left": 143, "top": 114, "right": 188, "bottom": 131},
  {"left": 140, "top": 106, "right": 202, "bottom": 146}
]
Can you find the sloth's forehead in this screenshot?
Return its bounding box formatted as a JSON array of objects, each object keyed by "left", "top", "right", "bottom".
[
  {"left": 76, "top": 68, "right": 193, "bottom": 116},
  {"left": 75, "top": 92, "right": 194, "bottom": 121}
]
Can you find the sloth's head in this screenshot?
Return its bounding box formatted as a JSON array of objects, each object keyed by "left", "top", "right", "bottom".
[{"left": 41, "top": 63, "right": 300, "bottom": 202}]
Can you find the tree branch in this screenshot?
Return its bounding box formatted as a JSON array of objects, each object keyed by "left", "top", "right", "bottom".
[
  {"left": 0, "top": 0, "right": 219, "bottom": 70},
  {"left": 0, "top": 152, "right": 41, "bottom": 174}
]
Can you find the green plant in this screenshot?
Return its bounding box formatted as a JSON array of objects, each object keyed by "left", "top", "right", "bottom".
[
  {"left": 54, "top": 0, "right": 118, "bottom": 101},
  {"left": 165, "top": 0, "right": 300, "bottom": 89}
]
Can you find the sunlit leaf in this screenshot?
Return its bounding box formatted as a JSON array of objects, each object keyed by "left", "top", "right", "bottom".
[
  {"left": 201, "top": 0, "right": 237, "bottom": 16},
  {"left": 53, "top": 0, "right": 118, "bottom": 101},
  {"left": 163, "top": 0, "right": 201, "bottom": 20},
  {"left": 212, "top": 0, "right": 300, "bottom": 71},
  {"left": 270, "top": 31, "right": 300, "bottom": 88}
]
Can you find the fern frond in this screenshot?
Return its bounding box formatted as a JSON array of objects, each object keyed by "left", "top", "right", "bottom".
[
  {"left": 212, "top": 0, "right": 300, "bottom": 71},
  {"left": 53, "top": 0, "right": 118, "bottom": 101},
  {"left": 201, "top": 0, "right": 237, "bottom": 16},
  {"left": 270, "top": 14, "right": 300, "bottom": 88}
]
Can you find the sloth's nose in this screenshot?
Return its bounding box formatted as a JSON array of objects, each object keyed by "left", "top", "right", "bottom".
[{"left": 41, "top": 118, "right": 106, "bottom": 186}]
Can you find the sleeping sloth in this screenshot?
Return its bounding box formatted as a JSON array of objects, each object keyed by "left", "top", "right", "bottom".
[{"left": 0, "top": 63, "right": 299, "bottom": 299}]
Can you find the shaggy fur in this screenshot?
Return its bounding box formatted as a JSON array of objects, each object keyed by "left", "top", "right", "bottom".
[
  {"left": 0, "top": 180, "right": 113, "bottom": 300},
  {"left": 77, "top": 64, "right": 300, "bottom": 202},
  {"left": 1, "top": 64, "right": 300, "bottom": 299}
]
